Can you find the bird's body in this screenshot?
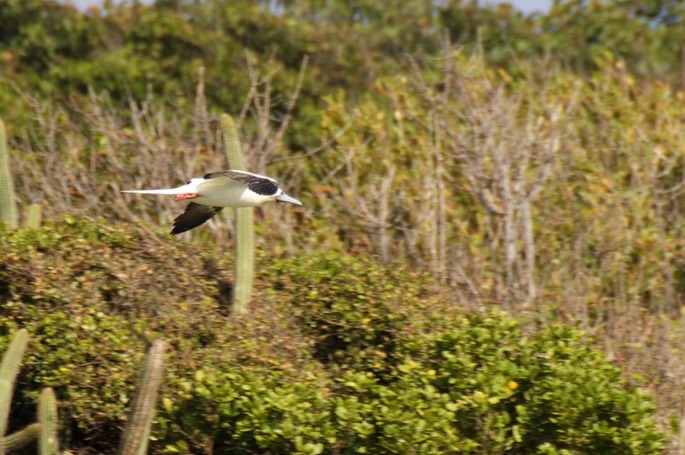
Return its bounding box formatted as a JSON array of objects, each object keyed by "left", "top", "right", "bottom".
[{"left": 122, "top": 170, "right": 302, "bottom": 235}]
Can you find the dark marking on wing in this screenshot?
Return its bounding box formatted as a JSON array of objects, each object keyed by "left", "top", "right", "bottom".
[
  {"left": 171, "top": 202, "right": 223, "bottom": 235},
  {"left": 204, "top": 170, "right": 279, "bottom": 196}
]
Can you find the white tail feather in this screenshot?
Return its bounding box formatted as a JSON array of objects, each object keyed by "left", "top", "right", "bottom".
[
  {"left": 121, "top": 181, "right": 201, "bottom": 196},
  {"left": 121, "top": 188, "right": 186, "bottom": 195}
]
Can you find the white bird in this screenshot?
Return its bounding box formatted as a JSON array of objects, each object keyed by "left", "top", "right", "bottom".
[{"left": 122, "top": 170, "right": 303, "bottom": 235}]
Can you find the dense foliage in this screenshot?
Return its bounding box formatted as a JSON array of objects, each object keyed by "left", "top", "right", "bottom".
[
  {"left": 2, "top": 0, "right": 685, "bottom": 452},
  {"left": 3, "top": 0, "right": 685, "bottom": 140},
  {"left": 0, "top": 220, "right": 666, "bottom": 453}
]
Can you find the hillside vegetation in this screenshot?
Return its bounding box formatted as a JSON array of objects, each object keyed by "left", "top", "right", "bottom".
[
  {"left": 0, "top": 219, "right": 666, "bottom": 453},
  {"left": 1, "top": 0, "right": 685, "bottom": 453}
]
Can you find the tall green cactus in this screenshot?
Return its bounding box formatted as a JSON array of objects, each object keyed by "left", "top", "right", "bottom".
[
  {"left": 118, "top": 339, "right": 166, "bottom": 455},
  {"left": 0, "top": 118, "right": 18, "bottom": 229},
  {"left": 220, "top": 113, "right": 254, "bottom": 314},
  {"left": 38, "top": 388, "right": 58, "bottom": 455},
  {"left": 0, "top": 329, "right": 29, "bottom": 455}
]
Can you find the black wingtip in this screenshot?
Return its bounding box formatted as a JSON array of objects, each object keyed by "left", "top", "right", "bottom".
[
  {"left": 170, "top": 203, "right": 223, "bottom": 235},
  {"left": 170, "top": 225, "right": 189, "bottom": 236}
]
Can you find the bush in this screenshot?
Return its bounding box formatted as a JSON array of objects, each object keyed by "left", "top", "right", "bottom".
[
  {"left": 0, "top": 219, "right": 666, "bottom": 454},
  {"left": 326, "top": 314, "right": 665, "bottom": 454},
  {"left": 0, "top": 218, "right": 317, "bottom": 451},
  {"left": 160, "top": 368, "right": 335, "bottom": 454},
  {"left": 265, "top": 251, "right": 441, "bottom": 372},
  {"left": 159, "top": 312, "right": 665, "bottom": 454}
]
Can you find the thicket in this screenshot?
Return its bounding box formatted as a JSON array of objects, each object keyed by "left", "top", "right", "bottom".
[{"left": 0, "top": 220, "right": 666, "bottom": 454}]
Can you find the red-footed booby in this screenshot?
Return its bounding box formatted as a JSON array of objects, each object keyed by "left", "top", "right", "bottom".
[{"left": 122, "top": 170, "right": 302, "bottom": 235}]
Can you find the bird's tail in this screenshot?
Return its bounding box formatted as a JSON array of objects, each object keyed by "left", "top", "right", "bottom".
[
  {"left": 121, "top": 180, "right": 201, "bottom": 196},
  {"left": 121, "top": 188, "right": 185, "bottom": 195}
]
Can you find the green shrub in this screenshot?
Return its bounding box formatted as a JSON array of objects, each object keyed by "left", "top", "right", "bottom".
[
  {"left": 265, "top": 251, "right": 439, "bottom": 372},
  {"left": 159, "top": 311, "right": 665, "bottom": 454},
  {"left": 0, "top": 218, "right": 323, "bottom": 451},
  {"left": 329, "top": 313, "right": 666, "bottom": 454},
  {"left": 160, "top": 369, "right": 335, "bottom": 455},
  {"left": 0, "top": 219, "right": 666, "bottom": 454},
  {"left": 0, "top": 218, "right": 244, "bottom": 451}
]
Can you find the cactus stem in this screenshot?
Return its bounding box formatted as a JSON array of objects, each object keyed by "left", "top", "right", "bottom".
[
  {"left": 0, "top": 118, "right": 18, "bottom": 229},
  {"left": 220, "top": 113, "right": 254, "bottom": 314},
  {"left": 2, "top": 423, "right": 40, "bottom": 452},
  {"left": 0, "top": 329, "right": 29, "bottom": 455},
  {"left": 39, "top": 388, "right": 59, "bottom": 455},
  {"left": 118, "top": 340, "right": 166, "bottom": 455}
]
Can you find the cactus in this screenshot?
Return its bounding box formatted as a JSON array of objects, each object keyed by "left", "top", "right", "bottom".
[
  {"left": 38, "top": 388, "right": 58, "bottom": 455},
  {"left": 0, "top": 330, "right": 168, "bottom": 453},
  {"left": 22, "top": 203, "right": 42, "bottom": 229},
  {"left": 0, "top": 330, "right": 59, "bottom": 454},
  {"left": 220, "top": 113, "right": 254, "bottom": 314},
  {"left": 118, "top": 339, "right": 166, "bottom": 455},
  {"left": 0, "top": 330, "right": 60, "bottom": 454},
  {"left": 0, "top": 118, "right": 18, "bottom": 229},
  {"left": 0, "top": 328, "right": 29, "bottom": 455},
  {"left": 2, "top": 423, "right": 40, "bottom": 451}
]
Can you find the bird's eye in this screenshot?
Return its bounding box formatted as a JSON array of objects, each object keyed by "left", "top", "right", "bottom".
[{"left": 186, "top": 180, "right": 191, "bottom": 184}]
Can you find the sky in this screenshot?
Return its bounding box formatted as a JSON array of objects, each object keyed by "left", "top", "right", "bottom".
[
  {"left": 65, "top": 0, "right": 555, "bottom": 15},
  {"left": 485, "top": 0, "right": 554, "bottom": 14}
]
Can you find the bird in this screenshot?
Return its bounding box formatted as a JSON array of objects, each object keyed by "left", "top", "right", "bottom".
[{"left": 122, "top": 170, "right": 302, "bottom": 235}]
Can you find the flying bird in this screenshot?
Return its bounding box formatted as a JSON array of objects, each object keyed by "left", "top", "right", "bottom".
[{"left": 122, "top": 170, "right": 302, "bottom": 235}]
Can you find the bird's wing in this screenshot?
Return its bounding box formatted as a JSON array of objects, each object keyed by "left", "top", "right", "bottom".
[
  {"left": 203, "top": 170, "right": 279, "bottom": 196},
  {"left": 171, "top": 202, "right": 223, "bottom": 235}
]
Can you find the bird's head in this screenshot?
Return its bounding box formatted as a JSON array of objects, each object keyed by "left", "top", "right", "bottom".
[{"left": 274, "top": 189, "right": 302, "bottom": 206}]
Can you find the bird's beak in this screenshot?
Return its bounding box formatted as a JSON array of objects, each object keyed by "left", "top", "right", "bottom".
[{"left": 276, "top": 193, "right": 303, "bottom": 206}]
